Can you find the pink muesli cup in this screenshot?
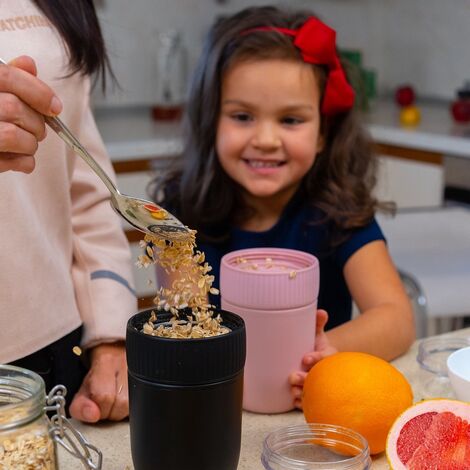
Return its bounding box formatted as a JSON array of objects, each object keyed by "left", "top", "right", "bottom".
[{"left": 220, "top": 248, "right": 319, "bottom": 413}]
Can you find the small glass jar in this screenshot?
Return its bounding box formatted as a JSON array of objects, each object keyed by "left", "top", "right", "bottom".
[
  {"left": 0, "top": 365, "right": 102, "bottom": 469},
  {"left": 0, "top": 365, "right": 55, "bottom": 468},
  {"left": 416, "top": 336, "right": 470, "bottom": 399},
  {"left": 261, "top": 424, "right": 371, "bottom": 470}
]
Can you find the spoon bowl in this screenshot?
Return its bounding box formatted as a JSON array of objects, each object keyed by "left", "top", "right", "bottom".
[{"left": 111, "top": 193, "right": 190, "bottom": 242}]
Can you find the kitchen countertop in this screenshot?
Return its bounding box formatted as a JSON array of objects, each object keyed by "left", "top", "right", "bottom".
[
  {"left": 94, "top": 99, "right": 470, "bottom": 163},
  {"left": 58, "top": 326, "right": 470, "bottom": 469}
]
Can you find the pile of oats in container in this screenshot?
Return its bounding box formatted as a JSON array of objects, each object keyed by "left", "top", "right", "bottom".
[
  {"left": 137, "top": 231, "right": 230, "bottom": 339},
  {"left": 0, "top": 415, "right": 55, "bottom": 469}
]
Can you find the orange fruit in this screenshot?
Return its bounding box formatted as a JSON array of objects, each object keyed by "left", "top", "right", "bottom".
[
  {"left": 399, "top": 105, "right": 421, "bottom": 126},
  {"left": 303, "top": 352, "right": 413, "bottom": 455}
]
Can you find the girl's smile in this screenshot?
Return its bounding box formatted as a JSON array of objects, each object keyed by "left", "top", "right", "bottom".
[
  {"left": 243, "top": 157, "right": 286, "bottom": 173},
  {"left": 216, "top": 58, "right": 324, "bottom": 219}
]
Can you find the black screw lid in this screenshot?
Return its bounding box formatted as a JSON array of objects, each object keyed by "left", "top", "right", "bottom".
[
  {"left": 458, "top": 89, "right": 470, "bottom": 99},
  {"left": 126, "top": 308, "right": 246, "bottom": 386},
  {"left": 457, "top": 81, "right": 470, "bottom": 99}
]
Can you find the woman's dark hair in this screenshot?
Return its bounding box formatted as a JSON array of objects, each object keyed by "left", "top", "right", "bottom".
[
  {"left": 33, "top": 0, "right": 112, "bottom": 87},
  {"left": 152, "top": 5, "right": 388, "bottom": 244}
]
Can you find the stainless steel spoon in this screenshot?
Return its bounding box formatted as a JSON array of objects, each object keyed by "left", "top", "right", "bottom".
[
  {"left": 0, "top": 58, "right": 190, "bottom": 242},
  {"left": 44, "top": 116, "right": 191, "bottom": 242}
]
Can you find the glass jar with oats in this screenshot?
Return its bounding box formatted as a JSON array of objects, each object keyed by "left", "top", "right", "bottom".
[
  {"left": 0, "top": 366, "right": 55, "bottom": 469},
  {"left": 0, "top": 365, "right": 102, "bottom": 470}
]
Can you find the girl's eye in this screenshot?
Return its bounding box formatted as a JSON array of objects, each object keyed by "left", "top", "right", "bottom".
[
  {"left": 282, "top": 116, "right": 303, "bottom": 125},
  {"left": 231, "top": 112, "right": 252, "bottom": 122}
]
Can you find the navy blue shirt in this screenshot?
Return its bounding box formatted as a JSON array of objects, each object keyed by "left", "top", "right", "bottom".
[{"left": 196, "top": 198, "right": 385, "bottom": 330}]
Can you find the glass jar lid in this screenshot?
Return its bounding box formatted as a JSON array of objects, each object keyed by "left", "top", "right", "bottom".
[{"left": 417, "top": 337, "right": 470, "bottom": 377}]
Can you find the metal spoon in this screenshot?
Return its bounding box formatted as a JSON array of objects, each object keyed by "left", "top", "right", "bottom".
[
  {"left": 0, "top": 58, "right": 190, "bottom": 242},
  {"left": 44, "top": 116, "right": 191, "bottom": 242}
]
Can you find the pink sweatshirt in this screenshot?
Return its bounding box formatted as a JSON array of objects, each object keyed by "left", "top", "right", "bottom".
[{"left": 0, "top": 0, "right": 137, "bottom": 362}]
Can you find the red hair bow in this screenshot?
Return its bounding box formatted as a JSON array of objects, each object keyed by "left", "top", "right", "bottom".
[{"left": 243, "top": 17, "right": 355, "bottom": 115}]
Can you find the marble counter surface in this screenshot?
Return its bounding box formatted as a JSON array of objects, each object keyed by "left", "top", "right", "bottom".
[
  {"left": 58, "top": 327, "right": 470, "bottom": 469},
  {"left": 94, "top": 100, "right": 470, "bottom": 163}
]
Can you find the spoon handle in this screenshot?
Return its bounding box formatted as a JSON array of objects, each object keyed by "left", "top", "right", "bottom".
[
  {"left": 0, "top": 57, "right": 118, "bottom": 198},
  {"left": 44, "top": 115, "right": 119, "bottom": 197}
]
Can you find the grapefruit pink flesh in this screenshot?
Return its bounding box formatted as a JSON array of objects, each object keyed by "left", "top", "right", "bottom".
[
  {"left": 405, "top": 412, "right": 470, "bottom": 468},
  {"left": 387, "top": 400, "right": 470, "bottom": 469},
  {"left": 396, "top": 412, "right": 437, "bottom": 464}
]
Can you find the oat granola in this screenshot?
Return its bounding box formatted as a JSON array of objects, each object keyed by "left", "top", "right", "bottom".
[
  {"left": 0, "top": 428, "right": 55, "bottom": 470},
  {"left": 137, "top": 231, "right": 229, "bottom": 338}
]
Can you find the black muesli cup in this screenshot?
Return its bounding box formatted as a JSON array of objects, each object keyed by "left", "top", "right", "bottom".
[{"left": 126, "top": 308, "right": 246, "bottom": 470}]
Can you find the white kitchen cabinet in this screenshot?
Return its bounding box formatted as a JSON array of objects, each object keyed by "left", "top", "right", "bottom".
[{"left": 374, "top": 152, "right": 444, "bottom": 208}]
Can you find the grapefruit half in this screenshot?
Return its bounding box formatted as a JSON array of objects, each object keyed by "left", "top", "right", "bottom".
[{"left": 386, "top": 399, "right": 470, "bottom": 469}]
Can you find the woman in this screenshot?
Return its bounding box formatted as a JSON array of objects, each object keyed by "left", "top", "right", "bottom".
[{"left": 0, "top": 0, "right": 136, "bottom": 422}]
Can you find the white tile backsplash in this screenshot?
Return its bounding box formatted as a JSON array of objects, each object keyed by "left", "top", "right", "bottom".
[{"left": 94, "top": 0, "right": 470, "bottom": 107}]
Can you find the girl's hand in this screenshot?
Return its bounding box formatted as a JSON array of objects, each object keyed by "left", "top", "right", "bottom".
[
  {"left": 0, "top": 55, "right": 62, "bottom": 173},
  {"left": 69, "top": 343, "right": 129, "bottom": 423},
  {"left": 289, "top": 310, "right": 337, "bottom": 409}
]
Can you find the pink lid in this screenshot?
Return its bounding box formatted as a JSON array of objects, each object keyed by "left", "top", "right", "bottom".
[{"left": 220, "top": 248, "right": 319, "bottom": 310}]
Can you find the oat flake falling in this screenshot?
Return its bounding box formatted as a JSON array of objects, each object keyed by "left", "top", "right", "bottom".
[{"left": 137, "top": 231, "right": 229, "bottom": 338}]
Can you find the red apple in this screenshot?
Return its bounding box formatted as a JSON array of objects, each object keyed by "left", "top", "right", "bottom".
[
  {"left": 450, "top": 100, "right": 470, "bottom": 123},
  {"left": 395, "top": 85, "right": 416, "bottom": 107}
]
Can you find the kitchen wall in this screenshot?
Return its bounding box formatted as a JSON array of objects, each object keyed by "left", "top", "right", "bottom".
[{"left": 93, "top": 0, "right": 470, "bottom": 107}]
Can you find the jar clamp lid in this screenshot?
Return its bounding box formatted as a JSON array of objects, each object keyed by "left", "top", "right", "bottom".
[{"left": 46, "top": 384, "right": 103, "bottom": 469}]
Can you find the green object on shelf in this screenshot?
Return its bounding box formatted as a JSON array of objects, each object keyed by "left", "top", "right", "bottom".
[
  {"left": 340, "top": 49, "right": 363, "bottom": 67},
  {"left": 339, "top": 48, "right": 377, "bottom": 111},
  {"left": 362, "top": 68, "right": 377, "bottom": 100}
]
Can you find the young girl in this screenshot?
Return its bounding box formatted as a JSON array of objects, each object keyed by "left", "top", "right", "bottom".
[
  {"left": 0, "top": 0, "right": 136, "bottom": 421},
  {"left": 152, "top": 5, "right": 415, "bottom": 408}
]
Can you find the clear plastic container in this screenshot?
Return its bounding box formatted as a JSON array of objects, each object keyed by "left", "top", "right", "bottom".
[
  {"left": 0, "top": 365, "right": 56, "bottom": 468},
  {"left": 416, "top": 336, "right": 470, "bottom": 399},
  {"left": 261, "top": 424, "right": 371, "bottom": 470}
]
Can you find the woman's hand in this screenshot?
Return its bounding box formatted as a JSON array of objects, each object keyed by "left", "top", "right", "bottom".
[
  {"left": 69, "top": 342, "right": 129, "bottom": 423},
  {"left": 289, "top": 310, "right": 337, "bottom": 409},
  {"left": 0, "top": 55, "right": 62, "bottom": 173}
]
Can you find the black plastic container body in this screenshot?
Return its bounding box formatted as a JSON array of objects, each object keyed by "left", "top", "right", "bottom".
[
  {"left": 128, "top": 370, "right": 243, "bottom": 470},
  {"left": 126, "top": 309, "right": 246, "bottom": 470}
]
